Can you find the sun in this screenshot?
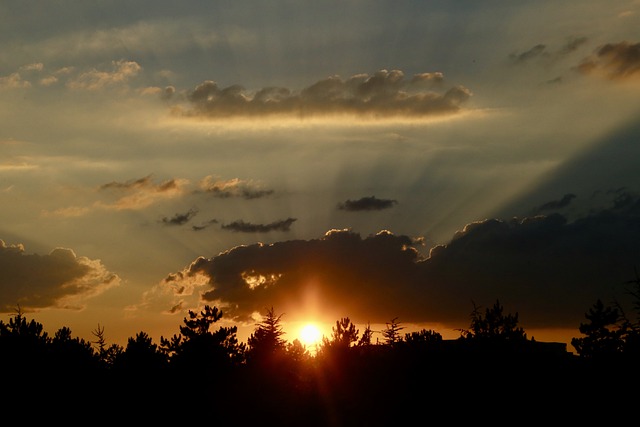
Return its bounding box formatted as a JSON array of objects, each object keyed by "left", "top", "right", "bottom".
[{"left": 299, "top": 322, "right": 322, "bottom": 347}]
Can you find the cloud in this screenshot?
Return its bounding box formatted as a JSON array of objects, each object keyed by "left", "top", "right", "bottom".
[
  {"left": 192, "top": 218, "right": 219, "bottom": 231},
  {"left": 19, "top": 63, "right": 44, "bottom": 72},
  {"left": 509, "top": 37, "right": 588, "bottom": 66},
  {"left": 0, "top": 61, "right": 142, "bottom": 91},
  {"left": 178, "top": 69, "right": 472, "bottom": 119},
  {"left": 198, "top": 176, "right": 274, "bottom": 199},
  {"left": 338, "top": 196, "right": 398, "bottom": 211},
  {"left": 160, "top": 193, "right": 640, "bottom": 332},
  {"left": 221, "top": 218, "right": 297, "bottom": 233},
  {"left": 577, "top": 41, "right": 640, "bottom": 80},
  {"left": 533, "top": 193, "right": 577, "bottom": 212},
  {"left": 96, "top": 175, "right": 188, "bottom": 211},
  {"left": 99, "top": 175, "right": 155, "bottom": 191},
  {"left": 0, "top": 240, "right": 120, "bottom": 312},
  {"left": 559, "top": 37, "right": 588, "bottom": 55},
  {"left": 45, "top": 174, "right": 270, "bottom": 218},
  {"left": 0, "top": 73, "right": 31, "bottom": 89},
  {"left": 66, "top": 59, "right": 142, "bottom": 90},
  {"left": 159, "top": 208, "right": 198, "bottom": 226},
  {"left": 509, "top": 44, "right": 548, "bottom": 64}
]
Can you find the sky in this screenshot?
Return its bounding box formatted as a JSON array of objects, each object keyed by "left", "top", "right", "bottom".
[{"left": 2, "top": 0, "right": 640, "bottom": 351}]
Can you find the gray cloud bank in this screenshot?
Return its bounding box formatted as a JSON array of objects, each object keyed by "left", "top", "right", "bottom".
[
  {"left": 177, "top": 69, "right": 471, "bottom": 119},
  {"left": 0, "top": 241, "right": 119, "bottom": 312},
  {"left": 166, "top": 191, "right": 640, "bottom": 331}
]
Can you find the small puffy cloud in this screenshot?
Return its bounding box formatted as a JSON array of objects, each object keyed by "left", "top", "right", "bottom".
[
  {"left": 577, "top": 41, "right": 640, "bottom": 81},
  {"left": 0, "top": 240, "right": 120, "bottom": 312},
  {"left": 159, "top": 208, "right": 198, "bottom": 226},
  {"left": 39, "top": 75, "right": 59, "bottom": 86},
  {"left": 160, "top": 192, "right": 640, "bottom": 332},
  {"left": 221, "top": 218, "right": 297, "bottom": 233},
  {"left": 48, "top": 175, "right": 189, "bottom": 217},
  {"left": 198, "top": 176, "right": 274, "bottom": 199},
  {"left": 0, "top": 63, "right": 67, "bottom": 89},
  {"left": 0, "top": 73, "right": 31, "bottom": 89},
  {"left": 66, "top": 59, "right": 142, "bottom": 90},
  {"left": 19, "top": 63, "right": 44, "bottom": 72},
  {"left": 179, "top": 69, "right": 472, "bottom": 119},
  {"left": 96, "top": 175, "right": 188, "bottom": 211},
  {"left": 141, "top": 85, "right": 176, "bottom": 99},
  {"left": 338, "top": 196, "right": 398, "bottom": 211}
]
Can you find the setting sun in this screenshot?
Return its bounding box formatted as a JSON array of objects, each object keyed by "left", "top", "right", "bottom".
[{"left": 299, "top": 323, "right": 322, "bottom": 347}]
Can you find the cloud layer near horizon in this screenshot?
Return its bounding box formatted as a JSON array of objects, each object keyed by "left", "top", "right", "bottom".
[
  {"left": 174, "top": 69, "right": 472, "bottom": 119},
  {"left": 158, "top": 190, "right": 640, "bottom": 331}
]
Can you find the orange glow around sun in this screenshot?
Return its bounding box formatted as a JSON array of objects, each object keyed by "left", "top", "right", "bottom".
[{"left": 299, "top": 322, "right": 322, "bottom": 347}]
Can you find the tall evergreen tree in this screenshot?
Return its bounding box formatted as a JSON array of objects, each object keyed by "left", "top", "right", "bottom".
[
  {"left": 382, "top": 317, "right": 404, "bottom": 346},
  {"left": 246, "top": 307, "right": 286, "bottom": 364}
]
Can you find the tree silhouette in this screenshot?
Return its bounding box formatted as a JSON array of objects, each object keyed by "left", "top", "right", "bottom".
[
  {"left": 357, "top": 322, "right": 374, "bottom": 346},
  {"left": 92, "top": 323, "right": 123, "bottom": 367},
  {"left": 286, "top": 338, "right": 310, "bottom": 363},
  {"left": 0, "top": 307, "right": 50, "bottom": 373},
  {"left": 50, "top": 326, "right": 100, "bottom": 372},
  {"left": 382, "top": 317, "right": 404, "bottom": 346},
  {"left": 618, "top": 269, "right": 640, "bottom": 355},
  {"left": 321, "top": 317, "right": 359, "bottom": 351},
  {"left": 246, "top": 306, "right": 286, "bottom": 364},
  {"left": 114, "top": 331, "right": 167, "bottom": 372},
  {"left": 0, "top": 297, "right": 622, "bottom": 423},
  {"left": 571, "top": 299, "right": 624, "bottom": 359},
  {"left": 459, "top": 299, "right": 527, "bottom": 342},
  {"left": 160, "top": 305, "right": 245, "bottom": 373},
  {"left": 404, "top": 328, "right": 442, "bottom": 346}
]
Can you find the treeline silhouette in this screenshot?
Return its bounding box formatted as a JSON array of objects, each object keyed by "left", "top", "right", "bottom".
[{"left": 3, "top": 280, "right": 640, "bottom": 424}]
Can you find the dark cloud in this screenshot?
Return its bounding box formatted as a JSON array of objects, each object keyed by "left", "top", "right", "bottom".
[
  {"left": 192, "top": 219, "right": 219, "bottom": 231},
  {"left": 159, "top": 208, "right": 198, "bottom": 226},
  {"left": 577, "top": 41, "right": 640, "bottom": 80},
  {"left": 165, "top": 193, "right": 640, "bottom": 332},
  {"left": 559, "top": 37, "right": 588, "bottom": 55},
  {"left": 0, "top": 240, "right": 119, "bottom": 312},
  {"left": 510, "top": 38, "right": 588, "bottom": 67},
  {"left": 100, "top": 175, "right": 153, "bottom": 190},
  {"left": 99, "top": 174, "right": 181, "bottom": 194},
  {"left": 180, "top": 69, "right": 471, "bottom": 119},
  {"left": 338, "top": 196, "right": 398, "bottom": 211},
  {"left": 509, "top": 44, "right": 548, "bottom": 64},
  {"left": 534, "top": 193, "right": 576, "bottom": 212},
  {"left": 221, "top": 218, "right": 297, "bottom": 233},
  {"left": 209, "top": 188, "right": 274, "bottom": 200}
]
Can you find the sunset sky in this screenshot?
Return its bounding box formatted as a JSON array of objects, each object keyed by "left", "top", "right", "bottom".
[{"left": 2, "top": 1, "right": 640, "bottom": 350}]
